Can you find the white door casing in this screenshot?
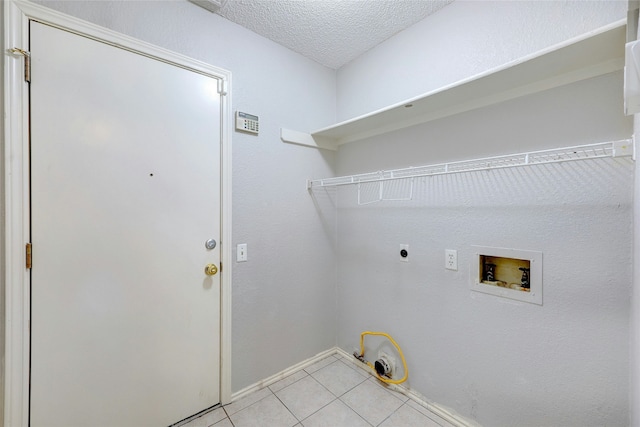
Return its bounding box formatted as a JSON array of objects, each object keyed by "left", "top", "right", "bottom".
[{"left": 3, "top": 2, "right": 233, "bottom": 426}]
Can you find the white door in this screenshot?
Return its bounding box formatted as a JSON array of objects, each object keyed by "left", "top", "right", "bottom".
[{"left": 29, "top": 21, "right": 222, "bottom": 427}]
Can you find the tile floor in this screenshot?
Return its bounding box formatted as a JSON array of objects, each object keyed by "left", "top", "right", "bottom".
[{"left": 180, "top": 353, "right": 456, "bottom": 427}]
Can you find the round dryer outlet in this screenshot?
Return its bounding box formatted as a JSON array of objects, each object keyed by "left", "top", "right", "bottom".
[{"left": 374, "top": 352, "right": 396, "bottom": 377}]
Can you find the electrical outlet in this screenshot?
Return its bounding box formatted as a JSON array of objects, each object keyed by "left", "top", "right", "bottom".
[
  {"left": 237, "top": 243, "right": 247, "bottom": 262},
  {"left": 445, "top": 249, "right": 457, "bottom": 270}
]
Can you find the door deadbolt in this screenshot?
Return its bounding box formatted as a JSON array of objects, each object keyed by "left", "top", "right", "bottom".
[
  {"left": 204, "top": 263, "right": 218, "bottom": 276},
  {"left": 205, "top": 239, "right": 217, "bottom": 250}
]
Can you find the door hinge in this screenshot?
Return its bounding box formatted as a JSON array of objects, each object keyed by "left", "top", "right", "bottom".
[
  {"left": 10, "top": 48, "right": 31, "bottom": 83},
  {"left": 26, "top": 243, "right": 32, "bottom": 269}
]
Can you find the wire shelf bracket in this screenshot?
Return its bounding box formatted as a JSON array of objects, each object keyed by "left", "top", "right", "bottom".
[{"left": 307, "top": 138, "right": 635, "bottom": 193}]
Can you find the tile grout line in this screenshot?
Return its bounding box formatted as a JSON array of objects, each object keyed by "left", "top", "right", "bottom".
[
  {"left": 312, "top": 362, "right": 369, "bottom": 399},
  {"left": 335, "top": 348, "right": 467, "bottom": 426},
  {"left": 300, "top": 358, "right": 374, "bottom": 426},
  {"left": 307, "top": 356, "right": 395, "bottom": 426},
  {"left": 224, "top": 388, "right": 274, "bottom": 419},
  {"left": 270, "top": 387, "right": 305, "bottom": 426},
  {"left": 375, "top": 409, "right": 395, "bottom": 427},
  {"left": 221, "top": 406, "right": 235, "bottom": 427},
  {"left": 373, "top": 401, "right": 414, "bottom": 427},
  {"left": 268, "top": 369, "right": 310, "bottom": 394},
  {"left": 225, "top": 351, "right": 465, "bottom": 427},
  {"left": 334, "top": 395, "right": 376, "bottom": 427},
  {"left": 328, "top": 365, "right": 391, "bottom": 427},
  {"left": 230, "top": 349, "right": 338, "bottom": 402},
  {"left": 283, "top": 373, "right": 337, "bottom": 424}
]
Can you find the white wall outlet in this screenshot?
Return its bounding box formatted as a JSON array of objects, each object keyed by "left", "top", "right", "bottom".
[
  {"left": 237, "top": 243, "right": 248, "bottom": 262},
  {"left": 399, "top": 244, "right": 409, "bottom": 263},
  {"left": 445, "top": 249, "right": 458, "bottom": 270}
]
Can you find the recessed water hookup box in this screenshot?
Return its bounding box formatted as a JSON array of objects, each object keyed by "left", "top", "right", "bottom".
[{"left": 470, "top": 246, "right": 542, "bottom": 305}]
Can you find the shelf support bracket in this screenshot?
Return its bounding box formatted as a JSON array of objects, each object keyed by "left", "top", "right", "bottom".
[{"left": 281, "top": 128, "right": 338, "bottom": 151}]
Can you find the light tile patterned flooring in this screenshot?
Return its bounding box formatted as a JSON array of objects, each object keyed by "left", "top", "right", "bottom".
[{"left": 181, "top": 353, "right": 456, "bottom": 427}]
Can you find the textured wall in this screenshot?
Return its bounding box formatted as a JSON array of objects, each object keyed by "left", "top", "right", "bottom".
[
  {"left": 333, "top": 3, "right": 632, "bottom": 424},
  {"left": 336, "top": 0, "right": 627, "bottom": 122},
  {"left": 29, "top": 0, "right": 338, "bottom": 393},
  {"left": 334, "top": 72, "right": 632, "bottom": 426}
]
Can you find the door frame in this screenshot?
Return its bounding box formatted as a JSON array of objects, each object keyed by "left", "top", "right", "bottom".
[{"left": 3, "top": 2, "right": 234, "bottom": 425}]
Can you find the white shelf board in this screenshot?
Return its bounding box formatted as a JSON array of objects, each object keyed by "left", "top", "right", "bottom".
[
  {"left": 280, "top": 128, "right": 338, "bottom": 151},
  {"left": 311, "top": 19, "right": 626, "bottom": 146}
]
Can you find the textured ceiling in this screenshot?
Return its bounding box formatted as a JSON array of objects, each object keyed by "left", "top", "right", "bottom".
[{"left": 215, "top": 0, "right": 454, "bottom": 69}]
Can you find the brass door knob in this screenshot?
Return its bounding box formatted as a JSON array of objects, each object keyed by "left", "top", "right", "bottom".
[{"left": 204, "top": 263, "right": 218, "bottom": 276}]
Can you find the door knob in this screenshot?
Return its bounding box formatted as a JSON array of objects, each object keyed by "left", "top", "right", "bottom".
[{"left": 204, "top": 263, "right": 218, "bottom": 276}]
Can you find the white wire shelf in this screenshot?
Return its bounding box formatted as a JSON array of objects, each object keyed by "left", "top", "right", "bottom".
[{"left": 307, "top": 139, "right": 634, "bottom": 191}]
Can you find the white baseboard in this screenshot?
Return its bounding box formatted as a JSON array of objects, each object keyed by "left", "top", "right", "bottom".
[
  {"left": 231, "top": 346, "right": 477, "bottom": 427},
  {"left": 334, "top": 347, "right": 477, "bottom": 427},
  {"left": 230, "top": 348, "right": 336, "bottom": 402}
]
